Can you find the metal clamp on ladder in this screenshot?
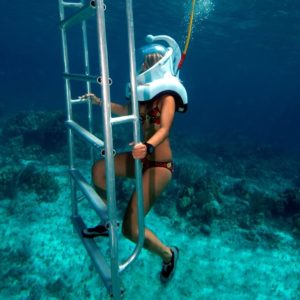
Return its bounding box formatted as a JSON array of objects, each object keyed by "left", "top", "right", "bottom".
[{"left": 58, "top": 0, "right": 145, "bottom": 298}]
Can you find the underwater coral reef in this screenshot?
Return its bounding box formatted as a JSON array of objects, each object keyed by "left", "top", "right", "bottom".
[{"left": 0, "top": 110, "right": 300, "bottom": 299}]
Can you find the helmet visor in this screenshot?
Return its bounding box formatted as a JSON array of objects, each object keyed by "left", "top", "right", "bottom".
[{"left": 136, "top": 44, "right": 167, "bottom": 74}]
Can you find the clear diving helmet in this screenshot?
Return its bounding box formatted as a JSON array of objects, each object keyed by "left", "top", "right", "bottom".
[{"left": 126, "top": 34, "right": 188, "bottom": 112}]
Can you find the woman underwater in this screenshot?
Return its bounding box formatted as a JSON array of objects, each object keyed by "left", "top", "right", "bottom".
[{"left": 80, "top": 35, "right": 188, "bottom": 283}]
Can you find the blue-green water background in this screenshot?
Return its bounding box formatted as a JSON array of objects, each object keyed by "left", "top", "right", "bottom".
[
  {"left": 1, "top": 1, "right": 300, "bottom": 299},
  {"left": 1, "top": 0, "right": 299, "bottom": 151}
]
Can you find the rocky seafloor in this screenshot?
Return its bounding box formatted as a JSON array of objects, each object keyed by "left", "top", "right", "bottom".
[{"left": 0, "top": 110, "right": 300, "bottom": 300}]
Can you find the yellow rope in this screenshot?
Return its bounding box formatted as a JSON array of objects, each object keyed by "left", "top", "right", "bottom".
[
  {"left": 177, "top": 0, "right": 196, "bottom": 71},
  {"left": 183, "top": 0, "right": 196, "bottom": 55}
]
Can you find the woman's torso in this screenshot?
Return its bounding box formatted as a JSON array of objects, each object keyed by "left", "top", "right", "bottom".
[{"left": 139, "top": 97, "right": 173, "bottom": 162}]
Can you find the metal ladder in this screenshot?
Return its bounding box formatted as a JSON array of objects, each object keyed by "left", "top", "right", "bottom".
[{"left": 58, "top": 1, "right": 145, "bottom": 298}]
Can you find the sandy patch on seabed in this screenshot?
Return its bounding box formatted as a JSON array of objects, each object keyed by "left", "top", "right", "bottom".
[{"left": 0, "top": 166, "right": 300, "bottom": 300}]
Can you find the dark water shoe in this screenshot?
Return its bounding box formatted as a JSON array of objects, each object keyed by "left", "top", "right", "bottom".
[
  {"left": 81, "top": 224, "right": 109, "bottom": 238},
  {"left": 160, "top": 246, "right": 179, "bottom": 283}
]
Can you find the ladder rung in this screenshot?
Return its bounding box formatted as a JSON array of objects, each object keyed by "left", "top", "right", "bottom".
[
  {"left": 62, "top": 1, "right": 83, "bottom": 8},
  {"left": 72, "top": 215, "right": 112, "bottom": 292},
  {"left": 70, "top": 98, "right": 88, "bottom": 105},
  {"left": 66, "top": 120, "right": 104, "bottom": 150},
  {"left": 70, "top": 169, "right": 108, "bottom": 221},
  {"left": 60, "top": 0, "right": 96, "bottom": 29},
  {"left": 63, "top": 72, "right": 98, "bottom": 83},
  {"left": 111, "top": 115, "right": 137, "bottom": 125}
]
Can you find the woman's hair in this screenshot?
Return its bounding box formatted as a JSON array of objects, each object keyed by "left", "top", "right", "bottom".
[{"left": 143, "top": 53, "right": 163, "bottom": 70}]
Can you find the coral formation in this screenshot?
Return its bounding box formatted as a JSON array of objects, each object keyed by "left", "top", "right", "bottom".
[
  {"left": 18, "top": 164, "right": 60, "bottom": 202},
  {"left": 0, "top": 165, "right": 19, "bottom": 199},
  {"left": 0, "top": 162, "right": 59, "bottom": 202},
  {"left": 0, "top": 111, "right": 300, "bottom": 299},
  {"left": 151, "top": 138, "right": 300, "bottom": 241},
  {"left": 1, "top": 110, "right": 66, "bottom": 157}
]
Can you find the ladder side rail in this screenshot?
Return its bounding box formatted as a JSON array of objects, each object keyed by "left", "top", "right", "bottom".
[
  {"left": 69, "top": 169, "right": 108, "bottom": 221},
  {"left": 95, "top": 1, "right": 122, "bottom": 299},
  {"left": 66, "top": 120, "right": 105, "bottom": 150},
  {"left": 80, "top": 8, "right": 95, "bottom": 162},
  {"left": 60, "top": 0, "right": 96, "bottom": 30},
  {"left": 119, "top": 0, "right": 145, "bottom": 274},
  {"left": 72, "top": 216, "right": 113, "bottom": 292},
  {"left": 58, "top": 0, "right": 78, "bottom": 216},
  {"left": 58, "top": 1, "right": 116, "bottom": 296}
]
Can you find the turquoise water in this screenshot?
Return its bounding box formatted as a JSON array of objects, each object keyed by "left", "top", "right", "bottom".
[
  {"left": 1, "top": 150, "right": 300, "bottom": 299},
  {"left": 1, "top": 0, "right": 300, "bottom": 299},
  {"left": 0, "top": 152, "right": 299, "bottom": 299}
]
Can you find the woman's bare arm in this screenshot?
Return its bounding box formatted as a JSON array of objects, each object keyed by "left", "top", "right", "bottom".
[{"left": 79, "top": 93, "right": 129, "bottom": 116}]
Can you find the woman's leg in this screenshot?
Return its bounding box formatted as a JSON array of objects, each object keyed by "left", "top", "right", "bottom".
[
  {"left": 122, "top": 166, "right": 173, "bottom": 262},
  {"left": 82, "top": 153, "right": 135, "bottom": 238},
  {"left": 92, "top": 152, "right": 135, "bottom": 201}
]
